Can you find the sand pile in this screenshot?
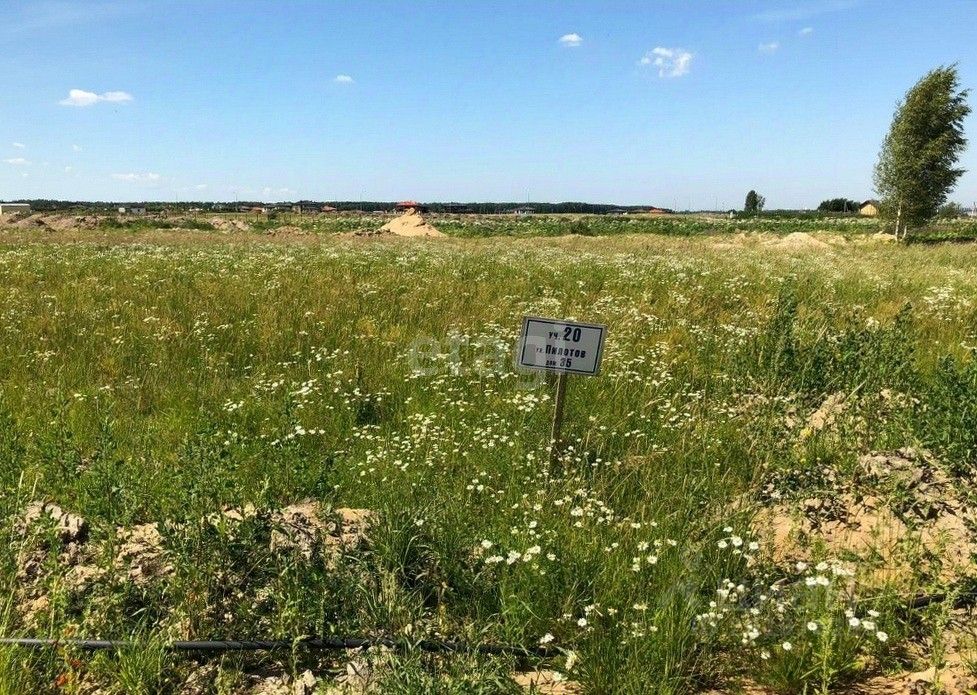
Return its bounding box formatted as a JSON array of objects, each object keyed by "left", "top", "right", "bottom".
[
  {"left": 209, "top": 216, "right": 252, "bottom": 232},
  {"left": 767, "top": 232, "right": 832, "bottom": 250},
  {"left": 4, "top": 214, "right": 51, "bottom": 230},
  {"left": 2, "top": 214, "right": 100, "bottom": 231},
  {"left": 378, "top": 208, "right": 444, "bottom": 237}
]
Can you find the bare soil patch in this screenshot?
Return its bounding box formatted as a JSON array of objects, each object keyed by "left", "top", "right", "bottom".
[
  {"left": 2, "top": 213, "right": 102, "bottom": 232},
  {"left": 767, "top": 232, "right": 833, "bottom": 250},
  {"left": 512, "top": 670, "right": 583, "bottom": 694},
  {"left": 209, "top": 216, "right": 252, "bottom": 232},
  {"left": 377, "top": 209, "right": 444, "bottom": 238},
  {"left": 755, "top": 448, "right": 977, "bottom": 586}
]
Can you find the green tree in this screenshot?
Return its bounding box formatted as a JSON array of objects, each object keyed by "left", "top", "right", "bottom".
[
  {"left": 817, "top": 198, "right": 860, "bottom": 213},
  {"left": 937, "top": 201, "right": 965, "bottom": 219},
  {"left": 874, "top": 65, "right": 971, "bottom": 239},
  {"left": 745, "top": 190, "right": 759, "bottom": 214}
]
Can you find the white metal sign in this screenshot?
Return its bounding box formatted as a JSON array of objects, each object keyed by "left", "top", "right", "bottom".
[{"left": 516, "top": 316, "right": 607, "bottom": 376}]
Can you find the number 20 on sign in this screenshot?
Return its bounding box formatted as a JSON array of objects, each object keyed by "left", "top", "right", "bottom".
[
  {"left": 516, "top": 316, "right": 607, "bottom": 467},
  {"left": 516, "top": 316, "right": 607, "bottom": 375}
]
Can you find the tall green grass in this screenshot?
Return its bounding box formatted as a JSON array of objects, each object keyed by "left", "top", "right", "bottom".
[{"left": 0, "top": 234, "right": 974, "bottom": 691}]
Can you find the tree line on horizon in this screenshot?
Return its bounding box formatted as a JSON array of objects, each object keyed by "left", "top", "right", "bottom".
[{"left": 7, "top": 200, "right": 675, "bottom": 215}]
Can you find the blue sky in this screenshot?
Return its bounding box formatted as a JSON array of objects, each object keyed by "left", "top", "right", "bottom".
[{"left": 2, "top": 0, "right": 977, "bottom": 208}]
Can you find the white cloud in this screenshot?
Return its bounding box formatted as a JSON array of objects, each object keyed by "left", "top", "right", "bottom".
[
  {"left": 72, "top": 144, "right": 83, "bottom": 152},
  {"left": 639, "top": 47, "right": 693, "bottom": 78},
  {"left": 799, "top": 27, "right": 814, "bottom": 36},
  {"left": 758, "top": 41, "right": 780, "bottom": 53},
  {"left": 4, "top": 157, "right": 29, "bottom": 165},
  {"left": 195, "top": 183, "right": 208, "bottom": 190},
  {"left": 59, "top": 89, "right": 133, "bottom": 107},
  {"left": 111, "top": 172, "right": 160, "bottom": 183},
  {"left": 334, "top": 74, "right": 354, "bottom": 84},
  {"left": 559, "top": 33, "right": 582, "bottom": 47},
  {"left": 12, "top": 142, "right": 25, "bottom": 149}
]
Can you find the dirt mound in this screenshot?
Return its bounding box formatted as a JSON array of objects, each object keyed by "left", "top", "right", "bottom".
[
  {"left": 801, "top": 391, "right": 847, "bottom": 438},
  {"left": 512, "top": 671, "right": 582, "bottom": 694},
  {"left": 767, "top": 232, "right": 832, "bottom": 250},
  {"left": 205, "top": 503, "right": 259, "bottom": 530},
  {"left": 115, "top": 522, "right": 173, "bottom": 586},
  {"left": 19, "top": 501, "right": 88, "bottom": 542},
  {"left": 246, "top": 670, "right": 317, "bottom": 695},
  {"left": 209, "top": 216, "right": 252, "bottom": 232},
  {"left": 378, "top": 209, "right": 444, "bottom": 237},
  {"left": 854, "top": 649, "right": 977, "bottom": 694},
  {"left": 6, "top": 213, "right": 51, "bottom": 229},
  {"left": 269, "top": 501, "right": 375, "bottom": 564},
  {"left": 269, "top": 501, "right": 328, "bottom": 559},
  {"left": 4, "top": 213, "right": 33, "bottom": 228},
  {"left": 4, "top": 214, "right": 101, "bottom": 231},
  {"left": 15, "top": 502, "right": 98, "bottom": 627},
  {"left": 326, "top": 656, "right": 385, "bottom": 694},
  {"left": 755, "top": 448, "right": 976, "bottom": 586},
  {"left": 14, "top": 502, "right": 182, "bottom": 626},
  {"left": 206, "top": 501, "right": 375, "bottom": 564},
  {"left": 0, "top": 212, "right": 30, "bottom": 226},
  {"left": 46, "top": 214, "right": 101, "bottom": 231}
]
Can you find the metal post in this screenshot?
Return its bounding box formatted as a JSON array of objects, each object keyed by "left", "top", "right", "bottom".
[{"left": 549, "top": 372, "right": 568, "bottom": 467}]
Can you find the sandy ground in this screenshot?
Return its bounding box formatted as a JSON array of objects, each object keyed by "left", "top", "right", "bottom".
[{"left": 377, "top": 209, "right": 445, "bottom": 237}]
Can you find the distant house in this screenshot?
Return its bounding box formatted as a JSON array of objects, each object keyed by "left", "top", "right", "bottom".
[
  {"left": 395, "top": 200, "right": 426, "bottom": 213},
  {"left": 0, "top": 203, "right": 31, "bottom": 215},
  {"left": 859, "top": 200, "right": 880, "bottom": 217},
  {"left": 606, "top": 208, "right": 628, "bottom": 215},
  {"left": 129, "top": 207, "right": 147, "bottom": 216},
  {"left": 647, "top": 206, "right": 674, "bottom": 215},
  {"left": 320, "top": 205, "right": 338, "bottom": 213},
  {"left": 511, "top": 206, "right": 536, "bottom": 216}
]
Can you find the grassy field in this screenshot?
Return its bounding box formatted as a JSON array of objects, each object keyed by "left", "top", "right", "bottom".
[{"left": 1, "top": 224, "right": 977, "bottom": 693}]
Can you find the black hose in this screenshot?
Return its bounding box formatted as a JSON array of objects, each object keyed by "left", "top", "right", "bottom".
[
  {"left": 905, "top": 586, "right": 977, "bottom": 611},
  {"left": 0, "top": 636, "right": 558, "bottom": 658}
]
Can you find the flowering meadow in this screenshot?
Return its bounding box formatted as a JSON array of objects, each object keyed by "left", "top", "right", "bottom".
[{"left": 1, "top": 228, "right": 976, "bottom": 693}]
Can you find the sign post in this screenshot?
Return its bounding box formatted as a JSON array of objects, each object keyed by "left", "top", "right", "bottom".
[
  {"left": 548, "top": 371, "right": 569, "bottom": 467},
  {"left": 516, "top": 317, "right": 607, "bottom": 467}
]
